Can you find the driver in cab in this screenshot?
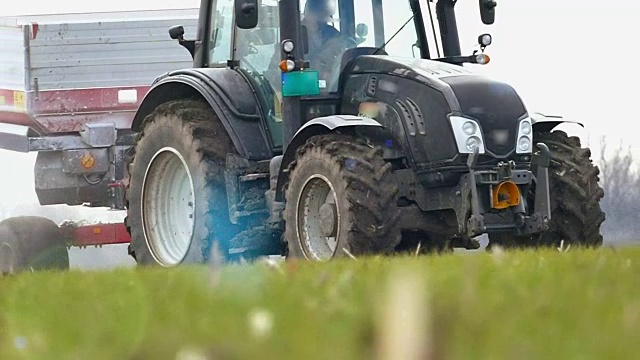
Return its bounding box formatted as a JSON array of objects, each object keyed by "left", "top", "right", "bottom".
[{"left": 302, "top": 0, "right": 342, "bottom": 62}]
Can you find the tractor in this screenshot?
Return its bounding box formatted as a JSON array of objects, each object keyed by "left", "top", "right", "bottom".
[{"left": 123, "top": 0, "right": 605, "bottom": 266}]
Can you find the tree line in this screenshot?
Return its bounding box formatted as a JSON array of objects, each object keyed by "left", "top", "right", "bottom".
[{"left": 597, "top": 137, "right": 640, "bottom": 245}]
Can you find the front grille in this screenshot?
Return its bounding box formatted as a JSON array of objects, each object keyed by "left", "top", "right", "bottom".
[
  {"left": 482, "top": 125, "right": 517, "bottom": 156},
  {"left": 442, "top": 75, "right": 526, "bottom": 156}
]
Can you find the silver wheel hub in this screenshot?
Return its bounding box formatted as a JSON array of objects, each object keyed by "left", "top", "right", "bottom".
[
  {"left": 141, "top": 147, "right": 196, "bottom": 267},
  {"left": 319, "top": 203, "right": 338, "bottom": 237},
  {"left": 296, "top": 175, "right": 340, "bottom": 261}
]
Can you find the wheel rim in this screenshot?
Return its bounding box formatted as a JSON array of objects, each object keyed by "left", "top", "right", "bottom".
[
  {"left": 296, "top": 174, "right": 341, "bottom": 261},
  {"left": 141, "top": 147, "right": 196, "bottom": 266}
]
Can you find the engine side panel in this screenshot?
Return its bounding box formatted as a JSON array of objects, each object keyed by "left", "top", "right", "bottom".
[{"left": 340, "top": 73, "right": 459, "bottom": 169}]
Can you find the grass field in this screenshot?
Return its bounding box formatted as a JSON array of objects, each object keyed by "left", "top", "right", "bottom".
[{"left": 1, "top": 246, "right": 639, "bottom": 360}]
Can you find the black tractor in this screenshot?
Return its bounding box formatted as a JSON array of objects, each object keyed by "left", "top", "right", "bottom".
[{"left": 123, "top": 0, "right": 604, "bottom": 266}]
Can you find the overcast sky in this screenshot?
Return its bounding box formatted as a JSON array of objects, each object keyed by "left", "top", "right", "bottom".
[{"left": 2, "top": 0, "right": 640, "bottom": 210}]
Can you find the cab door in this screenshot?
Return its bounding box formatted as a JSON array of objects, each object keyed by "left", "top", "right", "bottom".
[{"left": 231, "top": 0, "right": 285, "bottom": 152}]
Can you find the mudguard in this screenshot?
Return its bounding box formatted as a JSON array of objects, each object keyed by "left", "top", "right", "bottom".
[
  {"left": 274, "top": 115, "right": 384, "bottom": 201},
  {"left": 131, "top": 68, "right": 273, "bottom": 160},
  {"left": 530, "top": 112, "right": 584, "bottom": 134}
]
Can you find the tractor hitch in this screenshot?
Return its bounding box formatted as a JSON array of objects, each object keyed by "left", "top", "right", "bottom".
[
  {"left": 465, "top": 143, "right": 552, "bottom": 238},
  {"left": 466, "top": 147, "right": 486, "bottom": 237}
]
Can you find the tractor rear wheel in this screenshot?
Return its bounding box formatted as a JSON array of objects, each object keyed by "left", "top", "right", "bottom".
[
  {"left": 125, "top": 100, "right": 239, "bottom": 266},
  {"left": 284, "top": 133, "right": 401, "bottom": 260},
  {"left": 0, "top": 216, "right": 69, "bottom": 274},
  {"left": 488, "top": 130, "right": 605, "bottom": 250}
]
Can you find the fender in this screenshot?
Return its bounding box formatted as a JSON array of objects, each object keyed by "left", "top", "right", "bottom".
[
  {"left": 530, "top": 112, "right": 584, "bottom": 134},
  {"left": 274, "top": 115, "right": 387, "bottom": 201},
  {"left": 132, "top": 68, "right": 273, "bottom": 160}
]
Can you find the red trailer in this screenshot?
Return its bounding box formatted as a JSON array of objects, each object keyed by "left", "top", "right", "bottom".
[{"left": 0, "top": 9, "right": 199, "bottom": 272}]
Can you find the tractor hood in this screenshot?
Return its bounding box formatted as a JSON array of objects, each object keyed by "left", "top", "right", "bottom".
[{"left": 344, "top": 55, "right": 530, "bottom": 157}]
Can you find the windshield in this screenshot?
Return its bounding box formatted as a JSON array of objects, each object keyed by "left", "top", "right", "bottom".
[
  {"left": 299, "top": 0, "right": 422, "bottom": 92},
  {"left": 300, "top": 0, "right": 419, "bottom": 57}
]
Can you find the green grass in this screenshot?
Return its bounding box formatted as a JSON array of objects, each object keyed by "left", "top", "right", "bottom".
[{"left": 1, "top": 247, "right": 640, "bottom": 360}]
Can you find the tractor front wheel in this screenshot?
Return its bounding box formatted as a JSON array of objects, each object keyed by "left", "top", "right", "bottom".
[
  {"left": 488, "top": 130, "right": 605, "bottom": 250},
  {"left": 284, "top": 133, "right": 401, "bottom": 260}
]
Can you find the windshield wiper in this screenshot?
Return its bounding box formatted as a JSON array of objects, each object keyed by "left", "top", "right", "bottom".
[{"left": 373, "top": 14, "right": 416, "bottom": 55}]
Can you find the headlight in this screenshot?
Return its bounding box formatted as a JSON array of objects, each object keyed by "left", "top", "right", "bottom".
[
  {"left": 449, "top": 116, "right": 486, "bottom": 154},
  {"left": 466, "top": 136, "right": 482, "bottom": 151},
  {"left": 282, "top": 39, "right": 295, "bottom": 54},
  {"left": 462, "top": 121, "right": 477, "bottom": 135},
  {"left": 520, "top": 120, "right": 532, "bottom": 135},
  {"left": 516, "top": 117, "right": 533, "bottom": 154},
  {"left": 518, "top": 136, "right": 531, "bottom": 152},
  {"left": 478, "top": 33, "right": 492, "bottom": 47}
]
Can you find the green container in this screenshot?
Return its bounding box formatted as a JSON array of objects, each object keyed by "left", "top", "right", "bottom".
[{"left": 281, "top": 70, "right": 321, "bottom": 97}]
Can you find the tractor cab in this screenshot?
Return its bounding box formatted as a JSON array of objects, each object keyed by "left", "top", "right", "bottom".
[{"left": 172, "top": 0, "right": 497, "bottom": 150}]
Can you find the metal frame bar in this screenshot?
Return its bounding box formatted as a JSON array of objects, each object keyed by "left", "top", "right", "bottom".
[{"left": 66, "top": 222, "right": 131, "bottom": 247}]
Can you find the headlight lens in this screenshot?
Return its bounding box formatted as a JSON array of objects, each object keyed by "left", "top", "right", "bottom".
[
  {"left": 466, "top": 136, "right": 482, "bottom": 151},
  {"left": 480, "top": 34, "right": 492, "bottom": 47},
  {"left": 449, "top": 116, "right": 485, "bottom": 154},
  {"left": 518, "top": 136, "right": 531, "bottom": 152},
  {"left": 282, "top": 40, "right": 295, "bottom": 53},
  {"left": 462, "top": 121, "right": 477, "bottom": 135},
  {"left": 516, "top": 118, "right": 533, "bottom": 154}
]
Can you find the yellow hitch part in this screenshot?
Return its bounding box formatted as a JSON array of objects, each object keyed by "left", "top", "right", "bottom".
[{"left": 492, "top": 181, "right": 521, "bottom": 209}]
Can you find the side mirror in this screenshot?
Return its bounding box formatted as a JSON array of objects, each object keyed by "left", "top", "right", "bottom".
[
  {"left": 479, "top": 0, "right": 497, "bottom": 25},
  {"left": 235, "top": 0, "right": 259, "bottom": 29},
  {"left": 169, "top": 25, "right": 185, "bottom": 40}
]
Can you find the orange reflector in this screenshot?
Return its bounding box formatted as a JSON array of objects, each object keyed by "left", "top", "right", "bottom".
[
  {"left": 80, "top": 152, "right": 95, "bottom": 169},
  {"left": 93, "top": 227, "right": 102, "bottom": 234},
  {"left": 492, "top": 181, "right": 521, "bottom": 209},
  {"left": 280, "top": 60, "right": 295, "bottom": 72},
  {"left": 476, "top": 53, "right": 491, "bottom": 65}
]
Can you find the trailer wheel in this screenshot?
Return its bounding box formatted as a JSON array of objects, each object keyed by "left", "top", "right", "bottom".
[
  {"left": 283, "top": 133, "right": 401, "bottom": 260},
  {"left": 125, "top": 100, "right": 238, "bottom": 266},
  {"left": 488, "top": 130, "right": 605, "bottom": 250},
  {"left": 0, "top": 216, "right": 69, "bottom": 274}
]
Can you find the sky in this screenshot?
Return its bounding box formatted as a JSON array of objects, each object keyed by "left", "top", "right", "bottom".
[{"left": 1, "top": 0, "right": 640, "bottom": 211}]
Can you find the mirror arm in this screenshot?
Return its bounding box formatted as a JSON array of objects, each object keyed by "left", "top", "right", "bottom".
[{"left": 178, "top": 39, "right": 197, "bottom": 59}]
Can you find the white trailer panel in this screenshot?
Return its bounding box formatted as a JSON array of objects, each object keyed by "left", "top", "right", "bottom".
[
  {"left": 0, "top": 23, "right": 25, "bottom": 92},
  {"left": 28, "top": 18, "right": 198, "bottom": 90},
  {"left": 0, "top": 9, "right": 200, "bottom": 133}
]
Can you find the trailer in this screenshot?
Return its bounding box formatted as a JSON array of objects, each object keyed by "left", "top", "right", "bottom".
[{"left": 0, "top": 9, "right": 200, "bottom": 271}]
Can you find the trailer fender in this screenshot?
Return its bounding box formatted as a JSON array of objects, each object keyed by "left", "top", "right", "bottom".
[
  {"left": 275, "top": 115, "right": 387, "bottom": 201},
  {"left": 132, "top": 68, "right": 272, "bottom": 160},
  {"left": 530, "top": 112, "right": 584, "bottom": 134}
]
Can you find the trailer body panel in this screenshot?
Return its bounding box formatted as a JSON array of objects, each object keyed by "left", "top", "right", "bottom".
[{"left": 0, "top": 10, "right": 199, "bottom": 133}]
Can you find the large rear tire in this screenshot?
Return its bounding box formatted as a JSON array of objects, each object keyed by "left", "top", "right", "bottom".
[
  {"left": 283, "top": 133, "right": 401, "bottom": 260},
  {"left": 488, "top": 130, "right": 605, "bottom": 249},
  {"left": 0, "top": 216, "right": 69, "bottom": 274},
  {"left": 125, "top": 100, "right": 239, "bottom": 266}
]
